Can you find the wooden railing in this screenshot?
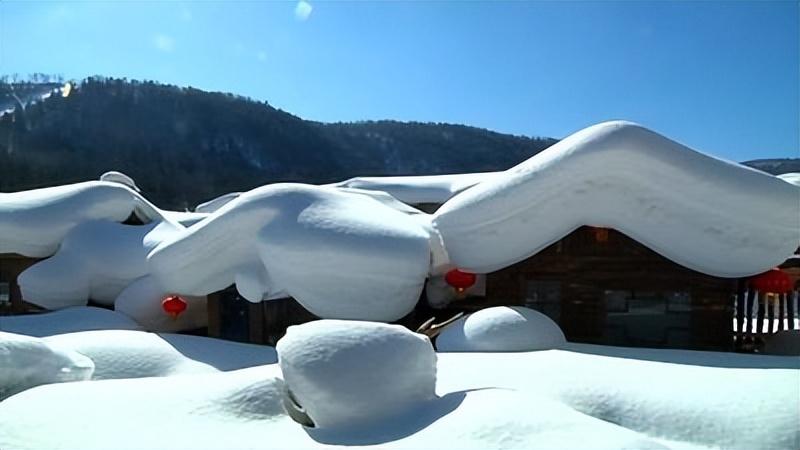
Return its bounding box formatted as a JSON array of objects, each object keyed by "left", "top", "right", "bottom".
[{"left": 734, "top": 288, "right": 799, "bottom": 351}]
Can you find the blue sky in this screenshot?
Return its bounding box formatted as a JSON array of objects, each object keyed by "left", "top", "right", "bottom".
[{"left": 0, "top": 0, "right": 797, "bottom": 161}]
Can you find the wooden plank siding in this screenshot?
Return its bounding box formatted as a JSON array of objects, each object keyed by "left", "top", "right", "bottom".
[
  {"left": 0, "top": 254, "right": 44, "bottom": 315},
  {"left": 208, "top": 286, "right": 318, "bottom": 345}
]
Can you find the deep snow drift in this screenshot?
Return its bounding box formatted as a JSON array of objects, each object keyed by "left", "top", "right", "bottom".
[
  {"left": 0, "top": 329, "right": 277, "bottom": 396},
  {"left": 0, "top": 320, "right": 797, "bottom": 450},
  {"left": 0, "top": 332, "right": 94, "bottom": 400},
  {"left": 433, "top": 121, "right": 800, "bottom": 277}
]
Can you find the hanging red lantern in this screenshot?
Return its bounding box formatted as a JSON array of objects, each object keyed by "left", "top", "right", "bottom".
[
  {"left": 162, "top": 295, "right": 188, "bottom": 319},
  {"left": 445, "top": 269, "right": 477, "bottom": 293},
  {"left": 749, "top": 269, "right": 792, "bottom": 294}
]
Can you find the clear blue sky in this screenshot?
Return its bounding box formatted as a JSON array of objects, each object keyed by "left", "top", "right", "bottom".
[{"left": 1, "top": 0, "right": 797, "bottom": 161}]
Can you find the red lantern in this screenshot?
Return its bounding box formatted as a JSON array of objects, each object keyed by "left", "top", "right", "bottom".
[
  {"left": 749, "top": 269, "right": 792, "bottom": 294},
  {"left": 162, "top": 295, "right": 188, "bottom": 319},
  {"left": 445, "top": 269, "right": 477, "bottom": 293}
]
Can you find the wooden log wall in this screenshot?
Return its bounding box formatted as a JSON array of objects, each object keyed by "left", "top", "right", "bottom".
[{"left": 0, "top": 254, "right": 44, "bottom": 315}]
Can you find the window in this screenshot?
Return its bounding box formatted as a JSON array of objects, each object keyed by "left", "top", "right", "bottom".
[
  {"left": 604, "top": 290, "right": 629, "bottom": 313},
  {"left": 666, "top": 292, "right": 692, "bottom": 312},
  {"left": 525, "top": 280, "right": 561, "bottom": 322},
  {"left": 0, "top": 282, "right": 10, "bottom": 306}
]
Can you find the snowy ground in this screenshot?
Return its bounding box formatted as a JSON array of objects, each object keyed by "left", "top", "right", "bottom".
[{"left": 0, "top": 319, "right": 797, "bottom": 450}]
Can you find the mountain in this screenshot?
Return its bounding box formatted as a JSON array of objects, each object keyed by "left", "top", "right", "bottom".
[
  {"left": 0, "top": 77, "right": 555, "bottom": 209},
  {"left": 0, "top": 77, "right": 794, "bottom": 209},
  {"left": 741, "top": 158, "right": 800, "bottom": 176}
]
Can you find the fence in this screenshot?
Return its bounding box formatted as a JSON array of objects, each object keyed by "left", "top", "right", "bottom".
[{"left": 733, "top": 287, "right": 799, "bottom": 351}]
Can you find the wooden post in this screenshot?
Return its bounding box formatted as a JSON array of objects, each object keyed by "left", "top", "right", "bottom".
[
  {"left": 207, "top": 292, "right": 221, "bottom": 338},
  {"left": 248, "top": 301, "right": 265, "bottom": 344},
  {"left": 779, "top": 293, "right": 787, "bottom": 331},
  {"left": 766, "top": 293, "right": 776, "bottom": 334},
  {"left": 755, "top": 290, "right": 766, "bottom": 335},
  {"left": 735, "top": 279, "right": 746, "bottom": 345}
]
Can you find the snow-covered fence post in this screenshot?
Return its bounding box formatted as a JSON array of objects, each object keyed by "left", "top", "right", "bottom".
[
  {"left": 755, "top": 291, "right": 766, "bottom": 335},
  {"left": 779, "top": 293, "right": 788, "bottom": 331},
  {"left": 766, "top": 293, "right": 776, "bottom": 334}
]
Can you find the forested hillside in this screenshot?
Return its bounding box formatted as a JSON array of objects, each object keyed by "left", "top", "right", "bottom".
[
  {"left": 0, "top": 77, "right": 792, "bottom": 209},
  {"left": 0, "top": 77, "right": 555, "bottom": 209}
]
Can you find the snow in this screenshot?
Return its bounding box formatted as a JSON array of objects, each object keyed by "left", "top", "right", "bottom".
[
  {"left": 777, "top": 172, "right": 800, "bottom": 186},
  {"left": 149, "top": 183, "right": 432, "bottom": 321},
  {"left": 3, "top": 122, "right": 797, "bottom": 326},
  {"left": 1, "top": 320, "right": 796, "bottom": 449},
  {"left": 19, "top": 220, "right": 182, "bottom": 308},
  {"left": 333, "top": 172, "right": 501, "bottom": 205},
  {"left": 100, "top": 170, "right": 140, "bottom": 192},
  {"left": 194, "top": 192, "right": 242, "bottom": 213},
  {"left": 40, "top": 330, "right": 216, "bottom": 379},
  {"left": 433, "top": 121, "right": 800, "bottom": 277},
  {"left": 1, "top": 329, "right": 276, "bottom": 399},
  {"left": 160, "top": 209, "right": 210, "bottom": 226},
  {"left": 0, "top": 306, "right": 141, "bottom": 337},
  {"left": 276, "top": 320, "right": 437, "bottom": 429},
  {"left": 436, "top": 306, "right": 566, "bottom": 352},
  {"left": 0, "top": 332, "right": 94, "bottom": 400},
  {"left": 114, "top": 275, "right": 207, "bottom": 333},
  {"left": 0, "top": 181, "right": 161, "bottom": 257}
]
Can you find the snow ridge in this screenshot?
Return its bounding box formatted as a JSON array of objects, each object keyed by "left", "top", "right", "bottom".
[{"left": 433, "top": 121, "right": 799, "bottom": 277}]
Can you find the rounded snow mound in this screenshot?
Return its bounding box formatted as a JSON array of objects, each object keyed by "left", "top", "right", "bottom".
[
  {"left": 436, "top": 306, "right": 565, "bottom": 352},
  {"left": 277, "top": 320, "right": 437, "bottom": 429},
  {"left": 42, "top": 330, "right": 217, "bottom": 380},
  {"left": 0, "top": 332, "right": 94, "bottom": 400}
]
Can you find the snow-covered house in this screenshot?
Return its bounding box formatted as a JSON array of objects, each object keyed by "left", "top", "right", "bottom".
[
  {"left": 1, "top": 122, "right": 797, "bottom": 352},
  {"left": 201, "top": 122, "right": 799, "bottom": 351}
]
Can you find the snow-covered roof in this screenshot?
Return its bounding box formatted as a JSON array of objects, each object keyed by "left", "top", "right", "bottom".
[
  {"left": 0, "top": 181, "right": 166, "bottom": 258},
  {"left": 194, "top": 192, "right": 242, "bottom": 213},
  {"left": 433, "top": 121, "right": 800, "bottom": 277},
  {"left": 777, "top": 172, "right": 800, "bottom": 187},
  {"left": 332, "top": 172, "right": 501, "bottom": 205}
]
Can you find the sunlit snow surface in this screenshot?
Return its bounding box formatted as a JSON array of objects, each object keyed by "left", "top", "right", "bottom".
[
  {"left": 0, "top": 320, "right": 798, "bottom": 450},
  {"left": 433, "top": 121, "right": 799, "bottom": 276},
  {"left": 0, "top": 307, "right": 141, "bottom": 337}
]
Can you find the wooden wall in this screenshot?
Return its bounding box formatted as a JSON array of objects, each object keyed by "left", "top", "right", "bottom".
[
  {"left": 0, "top": 254, "right": 44, "bottom": 315},
  {"left": 208, "top": 286, "right": 318, "bottom": 345},
  {"left": 483, "top": 226, "right": 737, "bottom": 351}
]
